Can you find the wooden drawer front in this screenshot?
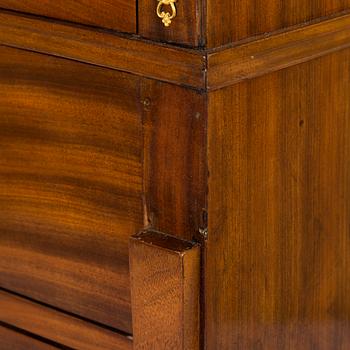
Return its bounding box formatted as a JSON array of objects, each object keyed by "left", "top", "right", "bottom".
[
  {"left": 0, "top": 0, "right": 136, "bottom": 33},
  {"left": 0, "top": 46, "right": 143, "bottom": 333}
]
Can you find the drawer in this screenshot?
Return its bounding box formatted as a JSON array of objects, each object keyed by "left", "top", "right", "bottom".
[
  {"left": 0, "top": 0, "right": 136, "bottom": 34},
  {"left": 0, "top": 45, "right": 143, "bottom": 333},
  {"left": 0, "top": 0, "right": 202, "bottom": 46}
]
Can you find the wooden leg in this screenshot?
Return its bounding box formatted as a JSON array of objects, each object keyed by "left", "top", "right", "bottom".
[{"left": 129, "top": 230, "right": 200, "bottom": 349}]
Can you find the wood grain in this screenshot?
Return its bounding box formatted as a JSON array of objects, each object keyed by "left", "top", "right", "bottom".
[
  {"left": 206, "top": 48, "right": 350, "bottom": 349},
  {"left": 207, "top": 13, "right": 350, "bottom": 90},
  {"left": 0, "top": 0, "right": 136, "bottom": 33},
  {"left": 129, "top": 230, "right": 200, "bottom": 349},
  {"left": 0, "top": 10, "right": 205, "bottom": 90},
  {"left": 206, "top": 1, "right": 350, "bottom": 47},
  {"left": 3, "top": 10, "right": 350, "bottom": 92},
  {"left": 0, "top": 326, "right": 57, "bottom": 350},
  {"left": 141, "top": 79, "right": 207, "bottom": 240},
  {"left": 138, "top": 0, "right": 203, "bottom": 46},
  {"left": 0, "top": 45, "right": 143, "bottom": 333},
  {"left": 0, "top": 290, "right": 132, "bottom": 350}
]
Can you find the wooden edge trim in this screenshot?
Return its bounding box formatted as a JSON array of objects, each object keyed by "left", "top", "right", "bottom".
[
  {"left": 1, "top": 10, "right": 348, "bottom": 92},
  {"left": 0, "top": 10, "right": 206, "bottom": 90},
  {"left": 0, "top": 290, "right": 132, "bottom": 350},
  {"left": 129, "top": 230, "right": 201, "bottom": 349},
  {"left": 207, "top": 13, "right": 350, "bottom": 90}
]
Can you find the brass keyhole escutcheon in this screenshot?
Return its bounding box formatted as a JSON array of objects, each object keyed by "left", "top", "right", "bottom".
[{"left": 157, "top": 0, "right": 177, "bottom": 27}]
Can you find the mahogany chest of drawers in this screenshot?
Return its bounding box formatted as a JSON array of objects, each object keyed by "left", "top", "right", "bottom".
[{"left": 0, "top": 1, "right": 350, "bottom": 349}]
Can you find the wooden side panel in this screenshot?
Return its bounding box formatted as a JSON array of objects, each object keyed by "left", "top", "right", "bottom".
[
  {"left": 0, "top": 326, "right": 57, "bottom": 350},
  {"left": 206, "top": 49, "right": 350, "bottom": 349},
  {"left": 0, "top": 0, "right": 136, "bottom": 33},
  {"left": 141, "top": 80, "right": 207, "bottom": 240},
  {"left": 0, "top": 290, "right": 132, "bottom": 350},
  {"left": 206, "top": 1, "right": 350, "bottom": 47},
  {"left": 129, "top": 230, "right": 200, "bottom": 349},
  {"left": 0, "top": 46, "right": 143, "bottom": 333},
  {"left": 138, "top": 0, "right": 203, "bottom": 46}
]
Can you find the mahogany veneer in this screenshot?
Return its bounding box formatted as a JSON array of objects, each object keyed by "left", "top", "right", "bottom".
[{"left": 0, "top": 1, "right": 349, "bottom": 349}]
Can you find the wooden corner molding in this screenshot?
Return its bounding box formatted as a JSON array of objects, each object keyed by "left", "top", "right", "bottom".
[
  {"left": 207, "top": 12, "right": 350, "bottom": 90},
  {"left": 0, "top": 10, "right": 350, "bottom": 90},
  {"left": 129, "top": 230, "right": 201, "bottom": 349}
]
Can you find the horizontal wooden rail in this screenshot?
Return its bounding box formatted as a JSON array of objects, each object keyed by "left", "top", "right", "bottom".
[
  {"left": 207, "top": 12, "right": 350, "bottom": 90},
  {"left": 1, "top": 10, "right": 350, "bottom": 90}
]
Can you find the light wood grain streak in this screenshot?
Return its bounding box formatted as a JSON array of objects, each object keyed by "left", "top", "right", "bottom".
[
  {"left": 208, "top": 13, "right": 350, "bottom": 90},
  {"left": 0, "top": 10, "right": 205, "bottom": 89},
  {"left": 0, "top": 290, "right": 132, "bottom": 350}
]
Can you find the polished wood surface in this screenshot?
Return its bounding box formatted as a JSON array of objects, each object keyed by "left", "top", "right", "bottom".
[
  {"left": 139, "top": 0, "right": 203, "bottom": 46},
  {"left": 0, "top": 10, "right": 206, "bottom": 90},
  {"left": 206, "top": 2, "right": 350, "bottom": 47},
  {"left": 207, "top": 13, "right": 350, "bottom": 90},
  {"left": 0, "top": 0, "right": 136, "bottom": 33},
  {"left": 3, "top": 10, "right": 350, "bottom": 92},
  {"left": 141, "top": 80, "right": 207, "bottom": 240},
  {"left": 0, "top": 326, "right": 57, "bottom": 350},
  {"left": 1, "top": 0, "right": 350, "bottom": 49},
  {"left": 0, "top": 45, "right": 143, "bottom": 333},
  {"left": 129, "top": 230, "right": 200, "bottom": 349},
  {"left": 0, "top": 290, "right": 132, "bottom": 350},
  {"left": 206, "top": 48, "right": 350, "bottom": 349},
  {"left": 1, "top": 1, "right": 350, "bottom": 348}
]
